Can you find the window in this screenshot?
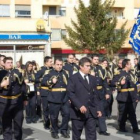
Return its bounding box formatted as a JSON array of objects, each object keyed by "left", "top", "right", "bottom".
[
  {"left": 110, "top": 8, "right": 124, "bottom": 19},
  {"left": 59, "top": 7, "right": 66, "bottom": 16},
  {"left": 134, "top": 8, "right": 139, "bottom": 19},
  {"left": 61, "top": 29, "right": 67, "bottom": 39},
  {"left": 49, "top": 6, "right": 57, "bottom": 15},
  {"left": 51, "top": 29, "right": 61, "bottom": 41},
  {"left": 15, "top": 5, "right": 31, "bottom": 18},
  {"left": 0, "top": 5, "right": 10, "bottom": 17}
]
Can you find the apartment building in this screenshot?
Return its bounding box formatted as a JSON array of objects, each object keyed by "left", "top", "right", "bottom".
[{"left": 0, "top": 0, "right": 139, "bottom": 65}]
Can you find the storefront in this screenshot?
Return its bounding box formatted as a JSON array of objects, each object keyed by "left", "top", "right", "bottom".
[{"left": 0, "top": 33, "right": 50, "bottom": 66}]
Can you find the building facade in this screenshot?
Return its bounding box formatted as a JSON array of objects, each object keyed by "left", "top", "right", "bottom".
[{"left": 0, "top": 0, "right": 139, "bottom": 65}]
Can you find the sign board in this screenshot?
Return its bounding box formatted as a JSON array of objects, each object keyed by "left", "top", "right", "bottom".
[{"left": 0, "top": 34, "right": 50, "bottom": 40}]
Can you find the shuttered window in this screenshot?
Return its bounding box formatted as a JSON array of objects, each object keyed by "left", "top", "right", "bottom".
[
  {"left": 51, "top": 29, "right": 61, "bottom": 41},
  {"left": 0, "top": 5, "right": 10, "bottom": 17},
  {"left": 15, "top": 5, "right": 31, "bottom": 17}
]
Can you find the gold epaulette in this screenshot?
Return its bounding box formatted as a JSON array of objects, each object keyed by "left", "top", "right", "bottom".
[
  {"left": 100, "top": 64, "right": 105, "bottom": 69},
  {"left": 62, "top": 74, "right": 68, "bottom": 85},
  {"left": 42, "top": 69, "right": 51, "bottom": 79},
  {"left": 114, "top": 68, "right": 120, "bottom": 75},
  {"left": 98, "top": 69, "right": 106, "bottom": 80},
  {"left": 73, "top": 66, "right": 78, "bottom": 72},
  {"left": 130, "top": 73, "right": 138, "bottom": 84},
  {"left": 44, "top": 69, "right": 50, "bottom": 75},
  {"left": 16, "top": 68, "right": 23, "bottom": 73},
  {"left": 14, "top": 73, "right": 23, "bottom": 84},
  {"left": 63, "top": 69, "right": 69, "bottom": 77}
]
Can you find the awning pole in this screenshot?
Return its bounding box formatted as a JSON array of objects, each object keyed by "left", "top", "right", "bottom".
[{"left": 13, "top": 45, "right": 16, "bottom": 66}]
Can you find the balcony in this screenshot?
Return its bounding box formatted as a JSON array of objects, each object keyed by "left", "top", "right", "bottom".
[
  {"left": 113, "top": 0, "right": 125, "bottom": 8},
  {"left": 43, "top": 0, "right": 64, "bottom": 5}
]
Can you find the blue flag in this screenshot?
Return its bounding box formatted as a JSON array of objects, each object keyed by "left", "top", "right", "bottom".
[{"left": 129, "top": 10, "right": 140, "bottom": 55}]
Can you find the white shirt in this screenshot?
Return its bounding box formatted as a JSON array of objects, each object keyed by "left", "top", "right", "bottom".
[{"left": 79, "top": 70, "right": 89, "bottom": 84}]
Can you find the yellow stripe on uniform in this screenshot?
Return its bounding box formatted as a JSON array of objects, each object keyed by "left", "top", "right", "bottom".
[
  {"left": 41, "top": 87, "right": 66, "bottom": 92},
  {"left": 97, "top": 86, "right": 103, "bottom": 90},
  {"left": 120, "top": 88, "right": 135, "bottom": 92},
  {"left": 0, "top": 93, "right": 21, "bottom": 99}
]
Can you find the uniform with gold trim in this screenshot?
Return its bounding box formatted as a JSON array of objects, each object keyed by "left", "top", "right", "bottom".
[
  {"left": 15, "top": 67, "right": 25, "bottom": 77},
  {"left": 104, "top": 65, "right": 114, "bottom": 118},
  {"left": 41, "top": 68, "right": 70, "bottom": 137},
  {"left": 24, "top": 70, "right": 37, "bottom": 124},
  {"left": 109, "top": 61, "right": 117, "bottom": 76},
  {"left": 63, "top": 62, "right": 79, "bottom": 77},
  {"left": 133, "top": 59, "right": 140, "bottom": 97},
  {"left": 91, "top": 64, "right": 111, "bottom": 135},
  {"left": 0, "top": 68, "right": 27, "bottom": 140},
  {"left": 33, "top": 68, "right": 41, "bottom": 119},
  {"left": 0, "top": 67, "right": 4, "bottom": 135},
  {"left": 35, "top": 66, "right": 52, "bottom": 129},
  {"left": 111, "top": 69, "right": 139, "bottom": 132}
]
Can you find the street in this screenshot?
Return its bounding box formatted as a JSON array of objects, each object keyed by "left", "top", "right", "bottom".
[{"left": 1, "top": 92, "right": 140, "bottom": 140}]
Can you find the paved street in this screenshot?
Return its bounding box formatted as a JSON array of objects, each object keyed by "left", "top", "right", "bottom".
[{"left": 1, "top": 92, "right": 140, "bottom": 140}]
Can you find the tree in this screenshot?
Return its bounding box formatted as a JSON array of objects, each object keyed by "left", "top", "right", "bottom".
[{"left": 64, "top": 0, "right": 130, "bottom": 60}]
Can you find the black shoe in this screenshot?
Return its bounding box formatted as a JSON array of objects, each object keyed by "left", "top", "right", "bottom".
[
  {"left": 44, "top": 123, "right": 50, "bottom": 130},
  {"left": 0, "top": 128, "right": 2, "bottom": 135},
  {"left": 26, "top": 120, "right": 32, "bottom": 124},
  {"left": 51, "top": 133, "right": 59, "bottom": 139},
  {"left": 61, "top": 132, "right": 70, "bottom": 138},
  {"left": 44, "top": 121, "right": 50, "bottom": 130},
  {"left": 32, "top": 120, "right": 37, "bottom": 123},
  {"left": 99, "top": 131, "right": 110, "bottom": 136},
  {"left": 44, "top": 125, "right": 50, "bottom": 130},
  {"left": 118, "top": 129, "right": 128, "bottom": 132},
  {"left": 133, "top": 129, "right": 140, "bottom": 134},
  {"left": 107, "top": 115, "right": 112, "bottom": 119}
]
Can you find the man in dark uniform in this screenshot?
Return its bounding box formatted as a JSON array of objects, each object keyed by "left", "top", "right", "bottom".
[
  {"left": 15, "top": 61, "right": 25, "bottom": 76},
  {"left": 91, "top": 55, "right": 110, "bottom": 136},
  {"left": 109, "top": 57, "right": 117, "bottom": 75},
  {"left": 0, "top": 57, "right": 28, "bottom": 140},
  {"left": 0, "top": 54, "right": 5, "bottom": 135},
  {"left": 112, "top": 59, "right": 140, "bottom": 133},
  {"left": 134, "top": 58, "right": 138, "bottom": 69},
  {"left": 63, "top": 54, "right": 79, "bottom": 77},
  {"left": 113, "top": 58, "right": 123, "bottom": 75},
  {"left": 35, "top": 56, "right": 53, "bottom": 129},
  {"left": 133, "top": 57, "right": 140, "bottom": 100},
  {"left": 67, "top": 57, "right": 102, "bottom": 140},
  {"left": 41, "top": 58, "right": 70, "bottom": 139},
  {"left": 134, "top": 58, "right": 140, "bottom": 82},
  {"left": 0, "top": 55, "right": 6, "bottom": 70}
]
